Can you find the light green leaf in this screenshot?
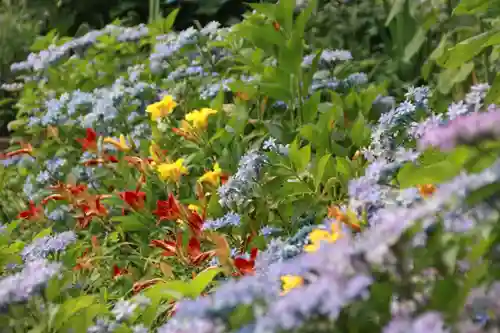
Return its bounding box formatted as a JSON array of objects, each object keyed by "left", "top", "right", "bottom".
[
  {"left": 350, "top": 113, "right": 369, "bottom": 147},
  {"left": 189, "top": 267, "right": 222, "bottom": 297},
  {"left": 485, "top": 73, "right": 500, "bottom": 104},
  {"left": 289, "top": 142, "right": 311, "bottom": 172},
  {"left": 51, "top": 296, "right": 96, "bottom": 331},
  {"left": 314, "top": 154, "right": 332, "bottom": 189},
  {"left": 403, "top": 27, "right": 427, "bottom": 62},
  {"left": 453, "top": 0, "right": 490, "bottom": 15},
  {"left": 111, "top": 215, "right": 148, "bottom": 232},
  {"left": 441, "top": 30, "right": 500, "bottom": 68},
  {"left": 385, "top": 0, "right": 406, "bottom": 26}
]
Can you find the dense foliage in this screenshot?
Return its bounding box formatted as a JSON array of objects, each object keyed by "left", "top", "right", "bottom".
[{"left": 2, "top": 0, "right": 500, "bottom": 332}]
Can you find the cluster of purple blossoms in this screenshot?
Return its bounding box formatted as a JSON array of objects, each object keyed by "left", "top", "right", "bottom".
[
  {"left": 418, "top": 106, "right": 500, "bottom": 152},
  {"left": 218, "top": 149, "right": 268, "bottom": 210},
  {"left": 301, "top": 49, "right": 353, "bottom": 68},
  {"left": 21, "top": 231, "right": 77, "bottom": 262},
  {"left": 203, "top": 212, "right": 242, "bottom": 230},
  {"left": 0, "top": 259, "right": 61, "bottom": 309}
]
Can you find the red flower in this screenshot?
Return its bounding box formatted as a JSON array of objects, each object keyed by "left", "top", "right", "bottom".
[
  {"left": 153, "top": 194, "right": 181, "bottom": 223},
  {"left": 77, "top": 128, "right": 98, "bottom": 151},
  {"left": 150, "top": 233, "right": 214, "bottom": 266},
  {"left": 187, "top": 237, "right": 214, "bottom": 266},
  {"left": 113, "top": 264, "right": 129, "bottom": 279},
  {"left": 75, "top": 196, "right": 108, "bottom": 228},
  {"left": 187, "top": 209, "right": 204, "bottom": 236},
  {"left": 18, "top": 201, "right": 43, "bottom": 221},
  {"left": 233, "top": 248, "right": 258, "bottom": 276},
  {"left": 119, "top": 191, "right": 146, "bottom": 210},
  {"left": 150, "top": 238, "right": 177, "bottom": 257}
]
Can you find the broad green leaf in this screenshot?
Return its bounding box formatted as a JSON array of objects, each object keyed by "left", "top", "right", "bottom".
[
  {"left": 34, "top": 227, "right": 53, "bottom": 240},
  {"left": 301, "top": 91, "right": 320, "bottom": 123},
  {"left": 335, "top": 158, "right": 352, "bottom": 179},
  {"left": 51, "top": 296, "right": 96, "bottom": 331},
  {"left": 294, "top": 0, "right": 317, "bottom": 37},
  {"left": 485, "top": 73, "right": 500, "bottom": 104},
  {"left": 453, "top": 0, "right": 490, "bottom": 15},
  {"left": 350, "top": 113, "right": 369, "bottom": 147},
  {"left": 189, "top": 267, "right": 222, "bottom": 297},
  {"left": 385, "top": 0, "right": 406, "bottom": 26},
  {"left": 437, "top": 62, "right": 474, "bottom": 94},
  {"left": 314, "top": 154, "right": 332, "bottom": 189},
  {"left": 441, "top": 30, "right": 500, "bottom": 68},
  {"left": 289, "top": 142, "right": 311, "bottom": 172},
  {"left": 112, "top": 215, "right": 148, "bottom": 232},
  {"left": 403, "top": 27, "right": 427, "bottom": 62},
  {"left": 248, "top": 3, "right": 276, "bottom": 19}
]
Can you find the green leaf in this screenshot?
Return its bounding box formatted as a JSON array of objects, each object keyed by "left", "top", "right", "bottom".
[
  {"left": 441, "top": 30, "right": 500, "bottom": 68},
  {"left": 34, "top": 228, "right": 53, "bottom": 240},
  {"left": 112, "top": 215, "right": 148, "bottom": 232},
  {"left": 350, "top": 113, "right": 369, "bottom": 147},
  {"left": 51, "top": 296, "right": 97, "bottom": 331},
  {"left": 485, "top": 73, "right": 500, "bottom": 104},
  {"left": 453, "top": 0, "right": 490, "bottom": 15},
  {"left": 189, "top": 267, "right": 222, "bottom": 297},
  {"left": 385, "top": 0, "right": 406, "bottom": 26},
  {"left": 289, "top": 142, "right": 311, "bottom": 172},
  {"left": 314, "top": 154, "right": 332, "bottom": 189},
  {"left": 437, "top": 62, "right": 474, "bottom": 94},
  {"left": 294, "top": 0, "right": 317, "bottom": 37},
  {"left": 301, "top": 91, "right": 320, "bottom": 123},
  {"left": 247, "top": 3, "right": 276, "bottom": 19},
  {"left": 403, "top": 27, "right": 427, "bottom": 62},
  {"left": 335, "top": 158, "right": 352, "bottom": 179}
]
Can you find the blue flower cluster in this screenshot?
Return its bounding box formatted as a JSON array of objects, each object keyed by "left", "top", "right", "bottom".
[
  {"left": 203, "top": 212, "right": 241, "bottom": 231},
  {"left": 21, "top": 231, "right": 77, "bottom": 262},
  {"left": 218, "top": 150, "right": 268, "bottom": 211},
  {"left": 0, "top": 259, "right": 61, "bottom": 309}
]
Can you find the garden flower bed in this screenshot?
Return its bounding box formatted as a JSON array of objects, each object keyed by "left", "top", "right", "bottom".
[{"left": 1, "top": 0, "right": 500, "bottom": 332}]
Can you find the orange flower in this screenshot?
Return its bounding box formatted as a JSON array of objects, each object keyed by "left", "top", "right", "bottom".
[
  {"left": 418, "top": 184, "right": 436, "bottom": 198},
  {"left": 150, "top": 232, "right": 214, "bottom": 266},
  {"left": 1, "top": 142, "right": 33, "bottom": 159},
  {"left": 113, "top": 264, "right": 129, "bottom": 280},
  {"left": 132, "top": 278, "right": 163, "bottom": 294}
]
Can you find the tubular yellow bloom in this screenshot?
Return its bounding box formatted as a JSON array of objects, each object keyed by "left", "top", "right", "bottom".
[
  {"left": 198, "top": 163, "right": 222, "bottom": 187},
  {"left": 146, "top": 95, "right": 177, "bottom": 121},
  {"left": 103, "top": 134, "right": 131, "bottom": 152},
  {"left": 185, "top": 108, "right": 218, "bottom": 129},
  {"left": 304, "top": 221, "right": 342, "bottom": 253},
  {"left": 149, "top": 141, "right": 162, "bottom": 164},
  {"left": 156, "top": 158, "right": 188, "bottom": 182},
  {"left": 281, "top": 275, "right": 304, "bottom": 295}
]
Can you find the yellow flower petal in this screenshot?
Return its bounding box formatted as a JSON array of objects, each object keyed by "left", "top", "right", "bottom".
[
  {"left": 281, "top": 275, "right": 304, "bottom": 295},
  {"left": 146, "top": 95, "right": 177, "bottom": 121}
]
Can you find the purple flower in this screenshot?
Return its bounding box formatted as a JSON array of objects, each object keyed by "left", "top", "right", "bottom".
[
  {"left": 0, "top": 259, "right": 61, "bottom": 308},
  {"left": 21, "top": 231, "right": 77, "bottom": 262},
  {"left": 418, "top": 108, "right": 500, "bottom": 151},
  {"left": 203, "top": 212, "right": 241, "bottom": 230}
]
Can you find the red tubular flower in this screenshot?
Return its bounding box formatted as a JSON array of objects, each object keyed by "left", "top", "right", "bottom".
[
  {"left": 119, "top": 191, "right": 146, "bottom": 211},
  {"left": 233, "top": 248, "right": 258, "bottom": 276},
  {"left": 187, "top": 237, "right": 215, "bottom": 266},
  {"left": 150, "top": 238, "right": 177, "bottom": 257},
  {"left": 113, "top": 264, "right": 129, "bottom": 279},
  {"left": 153, "top": 194, "right": 182, "bottom": 223},
  {"left": 18, "top": 201, "right": 43, "bottom": 221},
  {"left": 75, "top": 196, "right": 108, "bottom": 228},
  {"left": 187, "top": 210, "right": 204, "bottom": 236},
  {"left": 2, "top": 143, "right": 33, "bottom": 159},
  {"left": 77, "top": 128, "right": 98, "bottom": 151}
]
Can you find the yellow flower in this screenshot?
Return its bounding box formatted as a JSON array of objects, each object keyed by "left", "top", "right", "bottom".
[
  {"left": 157, "top": 158, "right": 188, "bottom": 182},
  {"left": 304, "top": 221, "right": 342, "bottom": 253},
  {"left": 198, "top": 163, "right": 222, "bottom": 187},
  {"left": 185, "top": 108, "right": 218, "bottom": 129},
  {"left": 103, "top": 134, "right": 131, "bottom": 152},
  {"left": 149, "top": 141, "right": 162, "bottom": 164},
  {"left": 281, "top": 275, "right": 304, "bottom": 295},
  {"left": 146, "top": 95, "right": 177, "bottom": 121},
  {"left": 188, "top": 204, "right": 201, "bottom": 213}
]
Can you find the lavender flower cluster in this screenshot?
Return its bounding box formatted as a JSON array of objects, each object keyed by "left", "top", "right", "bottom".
[
  {"left": 218, "top": 149, "right": 268, "bottom": 210},
  {"left": 0, "top": 259, "right": 61, "bottom": 309},
  {"left": 11, "top": 24, "right": 149, "bottom": 73},
  {"left": 21, "top": 231, "right": 76, "bottom": 262},
  {"left": 203, "top": 212, "right": 241, "bottom": 230}
]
